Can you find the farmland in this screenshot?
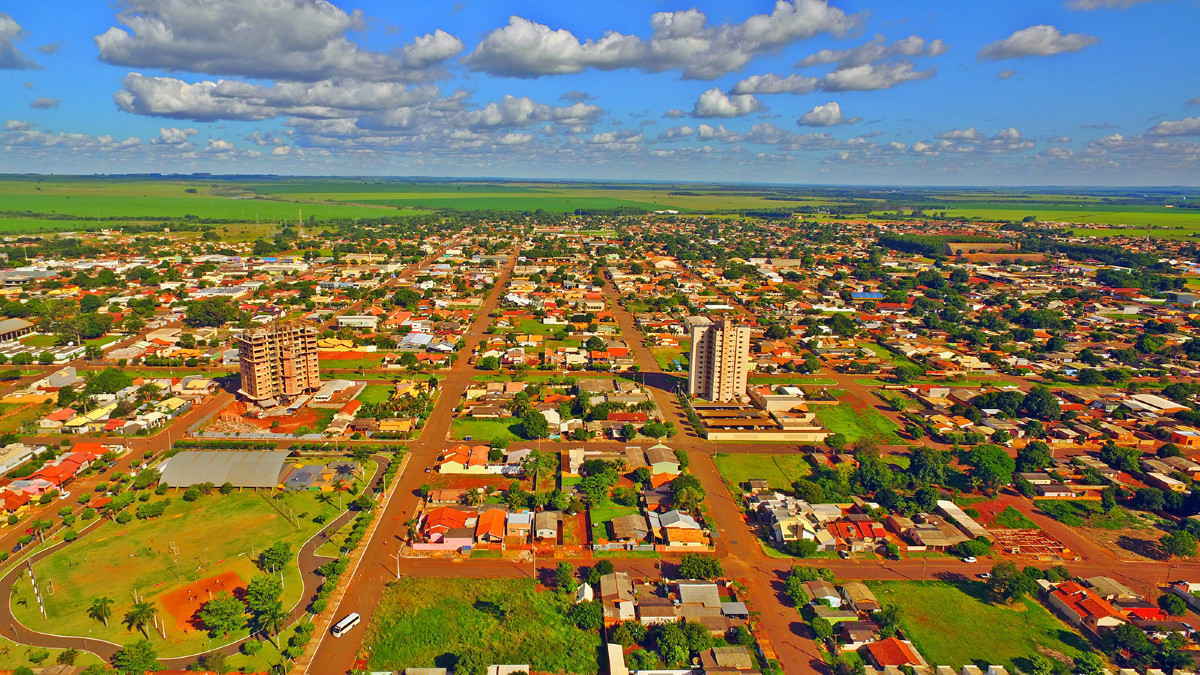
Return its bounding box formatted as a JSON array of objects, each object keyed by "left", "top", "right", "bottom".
[{"left": 0, "top": 177, "right": 1197, "bottom": 238}]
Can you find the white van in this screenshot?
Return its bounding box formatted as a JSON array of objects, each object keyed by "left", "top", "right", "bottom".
[{"left": 331, "top": 612, "right": 361, "bottom": 637}]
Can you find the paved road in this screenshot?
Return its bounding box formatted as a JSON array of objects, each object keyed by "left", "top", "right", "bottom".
[{"left": 302, "top": 250, "right": 520, "bottom": 675}]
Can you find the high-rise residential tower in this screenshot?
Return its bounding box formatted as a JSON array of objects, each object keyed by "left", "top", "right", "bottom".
[
  {"left": 238, "top": 322, "right": 320, "bottom": 404},
  {"left": 688, "top": 318, "right": 752, "bottom": 402}
]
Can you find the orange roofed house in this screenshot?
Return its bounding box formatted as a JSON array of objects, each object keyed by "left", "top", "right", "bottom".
[
  {"left": 1046, "top": 581, "right": 1126, "bottom": 634},
  {"left": 865, "top": 637, "right": 926, "bottom": 669}
]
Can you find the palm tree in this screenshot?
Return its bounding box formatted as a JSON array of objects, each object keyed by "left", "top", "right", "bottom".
[
  {"left": 124, "top": 601, "right": 157, "bottom": 638},
  {"left": 88, "top": 596, "right": 113, "bottom": 627},
  {"left": 259, "top": 602, "right": 286, "bottom": 647}
]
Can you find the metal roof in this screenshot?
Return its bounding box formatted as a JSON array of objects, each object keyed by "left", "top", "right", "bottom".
[{"left": 160, "top": 450, "right": 292, "bottom": 488}]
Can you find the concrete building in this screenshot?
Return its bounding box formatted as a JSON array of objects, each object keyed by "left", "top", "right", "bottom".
[
  {"left": 238, "top": 322, "right": 321, "bottom": 404},
  {"left": 688, "top": 319, "right": 752, "bottom": 402}
]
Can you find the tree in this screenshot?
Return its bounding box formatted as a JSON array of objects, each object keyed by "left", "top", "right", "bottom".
[
  {"left": 1015, "top": 441, "right": 1052, "bottom": 473},
  {"left": 258, "top": 541, "right": 292, "bottom": 573},
  {"left": 88, "top": 596, "right": 113, "bottom": 627},
  {"left": 123, "top": 602, "right": 157, "bottom": 638},
  {"left": 199, "top": 593, "right": 246, "bottom": 637},
  {"left": 555, "top": 562, "right": 577, "bottom": 593},
  {"left": 1158, "top": 593, "right": 1187, "bottom": 616},
  {"left": 184, "top": 298, "right": 240, "bottom": 328},
  {"left": 1019, "top": 386, "right": 1061, "bottom": 421},
  {"left": 825, "top": 433, "right": 847, "bottom": 452},
  {"left": 521, "top": 410, "right": 549, "bottom": 439},
  {"left": 965, "top": 444, "right": 1016, "bottom": 491},
  {"left": 245, "top": 575, "right": 283, "bottom": 615},
  {"left": 477, "top": 356, "right": 500, "bottom": 371},
  {"left": 787, "top": 539, "right": 818, "bottom": 558},
  {"left": 679, "top": 553, "right": 722, "bottom": 580},
  {"left": 792, "top": 479, "right": 825, "bottom": 503},
  {"left": 1161, "top": 530, "right": 1198, "bottom": 558},
  {"left": 670, "top": 474, "right": 706, "bottom": 512},
  {"left": 569, "top": 600, "right": 604, "bottom": 629},
  {"left": 454, "top": 649, "right": 488, "bottom": 675},
  {"left": 1073, "top": 653, "right": 1106, "bottom": 675},
  {"left": 811, "top": 616, "right": 834, "bottom": 640},
  {"left": 588, "top": 559, "right": 615, "bottom": 585},
  {"left": 908, "top": 447, "right": 946, "bottom": 486},
  {"left": 986, "top": 561, "right": 1037, "bottom": 603},
  {"left": 112, "top": 639, "right": 160, "bottom": 675}
]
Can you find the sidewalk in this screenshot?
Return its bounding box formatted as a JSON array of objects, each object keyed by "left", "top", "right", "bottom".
[{"left": 292, "top": 451, "right": 408, "bottom": 674}]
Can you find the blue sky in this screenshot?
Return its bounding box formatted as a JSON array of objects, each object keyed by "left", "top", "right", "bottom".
[{"left": 1, "top": 0, "right": 1198, "bottom": 185}]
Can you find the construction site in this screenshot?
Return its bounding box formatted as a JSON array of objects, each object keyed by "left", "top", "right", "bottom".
[{"left": 237, "top": 321, "right": 321, "bottom": 407}]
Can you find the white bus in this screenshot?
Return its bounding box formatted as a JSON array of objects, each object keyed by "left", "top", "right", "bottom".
[{"left": 331, "top": 612, "right": 360, "bottom": 637}]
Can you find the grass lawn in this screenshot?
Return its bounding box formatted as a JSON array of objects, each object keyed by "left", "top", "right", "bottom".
[
  {"left": 813, "top": 396, "right": 901, "bottom": 444},
  {"left": 320, "top": 355, "right": 386, "bottom": 369},
  {"left": 1034, "top": 500, "right": 1144, "bottom": 530},
  {"left": 867, "top": 580, "right": 1096, "bottom": 671},
  {"left": 516, "top": 319, "right": 557, "bottom": 336},
  {"left": 0, "top": 402, "right": 52, "bottom": 433},
  {"left": 450, "top": 417, "right": 522, "bottom": 443},
  {"left": 0, "top": 632, "right": 105, "bottom": 670},
  {"left": 12, "top": 489, "right": 345, "bottom": 657},
  {"left": 713, "top": 453, "right": 812, "bottom": 490},
  {"left": 19, "top": 334, "right": 58, "bottom": 348},
  {"left": 363, "top": 577, "right": 601, "bottom": 673},
  {"left": 589, "top": 502, "right": 638, "bottom": 543},
  {"left": 993, "top": 506, "right": 1039, "bottom": 529},
  {"left": 84, "top": 334, "right": 125, "bottom": 349},
  {"left": 748, "top": 376, "right": 838, "bottom": 385},
  {"left": 358, "top": 384, "right": 396, "bottom": 405},
  {"left": 309, "top": 407, "right": 337, "bottom": 432},
  {"left": 651, "top": 347, "right": 688, "bottom": 372}
]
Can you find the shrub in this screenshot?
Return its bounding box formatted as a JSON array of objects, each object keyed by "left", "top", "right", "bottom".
[{"left": 115, "top": 512, "right": 133, "bottom": 524}]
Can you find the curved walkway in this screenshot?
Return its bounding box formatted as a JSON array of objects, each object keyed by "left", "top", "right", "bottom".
[{"left": 0, "top": 455, "right": 389, "bottom": 669}]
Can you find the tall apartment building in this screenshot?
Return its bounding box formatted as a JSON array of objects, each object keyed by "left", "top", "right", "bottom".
[
  {"left": 688, "top": 318, "right": 752, "bottom": 402},
  {"left": 238, "top": 322, "right": 320, "bottom": 404}
]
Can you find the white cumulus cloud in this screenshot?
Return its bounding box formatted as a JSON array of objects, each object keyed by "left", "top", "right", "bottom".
[
  {"left": 96, "top": 0, "right": 462, "bottom": 82},
  {"left": 1147, "top": 117, "right": 1200, "bottom": 136},
  {"left": 0, "top": 12, "right": 38, "bottom": 69},
  {"left": 692, "top": 88, "right": 765, "bottom": 118},
  {"left": 462, "top": 1, "right": 861, "bottom": 80},
  {"left": 978, "top": 25, "right": 1099, "bottom": 60},
  {"left": 797, "top": 34, "right": 949, "bottom": 69},
  {"left": 797, "top": 102, "right": 860, "bottom": 127}
]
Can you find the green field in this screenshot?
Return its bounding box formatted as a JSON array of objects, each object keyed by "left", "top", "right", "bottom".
[
  {"left": 363, "top": 577, "right": 601, "bottom": 673},
  {"left": 0, "top": 402, "right": 52, "bottom": 433},
  {"left": 867, "top": 580, "right": 1096, "bottom": 671},
  {"left": 589, "top": 501, "right": 639, "bottom": 543},
  {"left": 993, "top": 505, "right": 1039, "bottom": 529},
  {"left": 1033, "top": 500, "right": 1145, "bottom": 530},
  {"left": 12, "top": 489, "right": 345, "bottom": 656},
  {"left": 357, "top": 384, "right": 395, "bottom": 405},
  {"left": 813, "top": 395, "right": 902, "bottom": 444},
  {"left": 450, "top": 417, "right": 522, "bottom": 443},
  {"left": 713, "top": 453, "right": 812, "bottom": 490}
]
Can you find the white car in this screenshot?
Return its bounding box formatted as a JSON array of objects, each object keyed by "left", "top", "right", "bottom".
[{"left": 962, "top": 556, "right": 977, "bottom": 563}]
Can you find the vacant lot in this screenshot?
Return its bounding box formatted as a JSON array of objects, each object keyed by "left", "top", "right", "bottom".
[
  {"left": 363, "top": 578, "right": 600, "bottom": 673},
  {"left": 12, "top": 489, "right": 343, "bottom": 656},
  {"left": 358, "top": 384, "right": 395, "bottom": 405},
  {"left": 713, "top": 453, "right": 812, "bottom": 491},
  {"left": 868, "top": 580, "right": 1096, "bottom": 671},
  {"left": 450, "top": 417, "right": 522, "bottom": 443},
  {"left": 813, "top": 393, "right": 901, "bottom": 444}
]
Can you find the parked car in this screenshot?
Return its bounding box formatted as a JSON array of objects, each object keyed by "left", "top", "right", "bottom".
[
  {"left": 838, "top": 550, "right": 851, "bottom": 559},
  {"left": 977, "top": 572, "right": 992, "bottom": 579},
  {"left": 962, "top": 556, "right": 977, "bottom": 563}
]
